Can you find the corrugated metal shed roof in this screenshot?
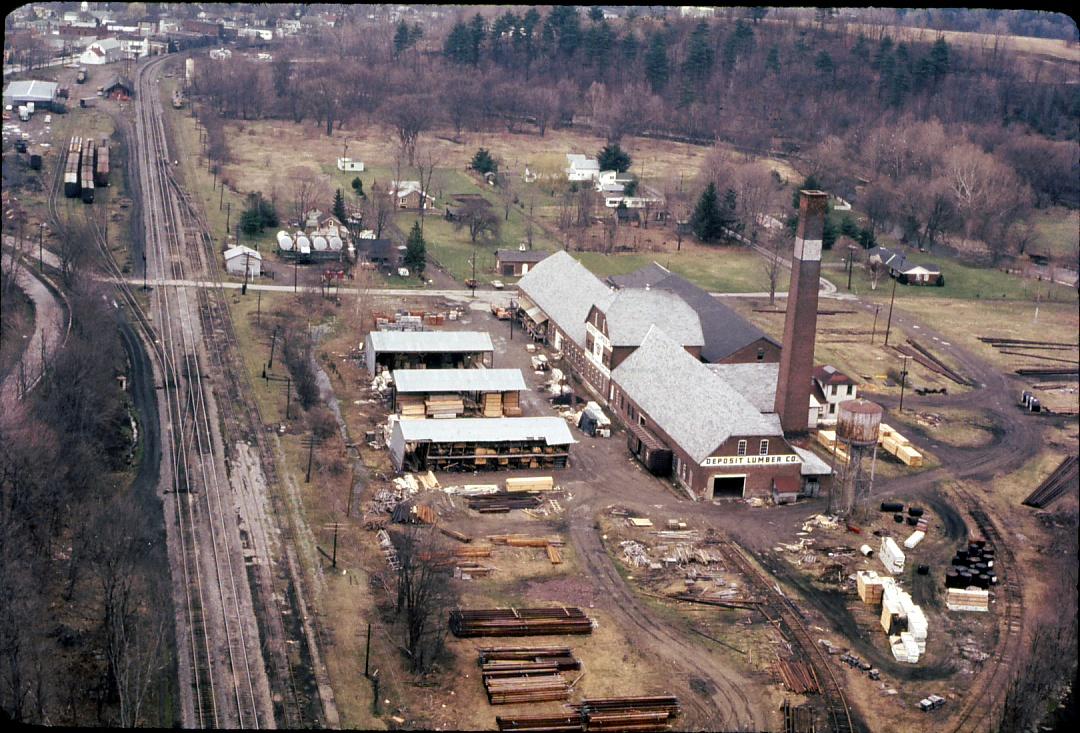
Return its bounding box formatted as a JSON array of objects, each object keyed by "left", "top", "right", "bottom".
[
  {"left": 594, "top": 288, "right": 703, "bottom": 347},
  {"left": 367, "top": 331, "right": 494, "bottom": 354},
  {"left": 3, "top": 80, "right": 58, "bottom": 102},
  {"left": 394, "top": 417, "right": 576, "bottom": 445},
  {"left": 392, "top": 368, "right": 527, "bottom": 394},
  {"left": 794, "top": 446, "right": 832, "bottom": 476},
  {"left": 706, "top": 363, "right": 778, "bottom": 413},
  {"left": 516, "top": 251, "right": 611, "bottom": 348},
  {"left": 612, "top": 326, "right": 783, "bottom": 463}
]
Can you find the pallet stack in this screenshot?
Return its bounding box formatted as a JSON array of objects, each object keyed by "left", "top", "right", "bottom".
[
  {"left": 426, "top": 395, "right": 464, "bottom": 418},
  {"left": 482, "top": 392, "right": 503, "bottom": 417},
  {"left": 502, "top": 391, "right": 523, "bottom": 416},
  {"left": 449, "top": 607, "right": 594, "bottom": 637},
  {"left": 398, "top": 395, "right": 426, "bottom": 420}
]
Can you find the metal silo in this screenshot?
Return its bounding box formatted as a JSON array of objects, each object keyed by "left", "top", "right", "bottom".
[{"left": 829, "top": 399, "right": 883, "bottom": 518}]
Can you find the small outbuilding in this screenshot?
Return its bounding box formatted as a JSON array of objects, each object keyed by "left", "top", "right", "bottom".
[
  {"left": 3, "top": 80, "right": 59, "bottom": 110},
  {"left": 389, "top": 417, "right": 575, "bottom": 472},
  {"left": 494, "top": 249, "right": 551, "bottom": 277},
  {"left": 102, "top": 75, "right": 134, "bottom": 100},
  {"left": 364, "top": 331, "right": 494, "bottom": 376},
  {"left": 224, "top": 245, "right": 262, "bottom": 280}
]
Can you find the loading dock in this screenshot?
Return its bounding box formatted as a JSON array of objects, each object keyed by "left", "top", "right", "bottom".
[
  {"left": 710, "top": 475, "right": 746, "bottom": 500},
  {"left": 389, "top": 417, "right": 575, "bottom": 472},
  {"left": 365, "top": 330, "right": 494, "bottom": 376}
]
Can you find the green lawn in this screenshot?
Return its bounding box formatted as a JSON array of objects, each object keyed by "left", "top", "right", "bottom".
[
  {"left": 1032, "top": 206, "right": 1080, "bottom": 259},
  {"left": 575, "top": 246, "right": 776, "bottom": 293}
]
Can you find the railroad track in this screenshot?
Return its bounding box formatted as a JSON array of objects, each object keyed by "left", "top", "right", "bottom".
[
  {"left": 716, "top": 541, "right": 856, "bottom": 733},
  {"left": 947, "top": 490, "right": 1025, "bottom": 733},
  {"left": 132, "top": 54, "right": 265, "bottom": 729}
]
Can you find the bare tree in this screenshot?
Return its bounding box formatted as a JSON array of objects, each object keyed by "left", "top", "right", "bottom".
[
  {"left": 413, "top": 146, "right": 441, "bottom": 237},
  {"left": 762, "top": 228, "right": 789, "bottom": 305},
  {"left": 453, "top": 199, "right": 500, "bottom": 244},
  {"left": 867, "top": 258, "right": 887, "bottom": 291},
  {"left": 394, "top": 526, "right": 458, "bottom": 673},
  {"left": 365, "top": 182, "right": 395, "bottom": 240},
  {"left": 288, "top": 166, "right": 330, "bottom": 225},
  {"left": 385, "top": 94, "right": 433, "bottom": 166}
]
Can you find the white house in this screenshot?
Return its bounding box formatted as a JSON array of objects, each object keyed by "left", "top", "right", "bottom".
[
  {"left": 238, "top": 27, "right": 274, "bottom": 41},
  {"left": 79, "top": 37, "right": 123, "bottom": 65},
  {"left": 224, "top": 245, "right": 262, "bottom": 279},
  {"left": 337, "top": 157, "right": 364, "bottom": 172},
  {"left": 389, "top": 180, "right": 435, "bottom": 210},
  {"left": 209, "top": 48, "right": 232, "bottom": 60},
  {"left": 565, "top": 154, "right": 600, "bottom": 182},
  {"left": 813, "top": 365, "right": 857, "bottom": 426}
]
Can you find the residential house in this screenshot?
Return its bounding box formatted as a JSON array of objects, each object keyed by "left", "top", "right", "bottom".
[
  {"left": 389, "top": 181, "right": 435, "bottom": 211},
  {"left": 565, "top": 154, "right": 600, "bottom": 182},
  {"left": 869, "top": 246, "right": 943, "bottom": 285},
  {"left": 79, "top": 37, "right": 123, "bottom": 64},
  {"left": 813, "top": 365, "right": 857, "bottom": 426},
  {"left": 361, "top": 239, "right": 404, "bottom": 271},
  {"left": 209, "top": 47, "right": 232, "bottom": 60}
]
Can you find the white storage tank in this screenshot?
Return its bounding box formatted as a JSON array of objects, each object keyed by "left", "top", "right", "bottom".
[
  {"left": 277, "top": 230, "right": 294, "bottom": 251},
  {"left": 312, "top": 235, "right": 328, "bottom": 251},
  {"left": 296, "top": 234, "right": 311, "bottom": 255},
  {"left": 328, "top": 235, "right": 343, "bottom": 251}
]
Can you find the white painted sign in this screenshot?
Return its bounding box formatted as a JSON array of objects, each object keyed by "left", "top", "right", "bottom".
[
  {"left": 701, "top": 454, "right": 800, "bottom": 468},
  {"left": 794, "top": 237, "right": 822, "bottom": 262}
]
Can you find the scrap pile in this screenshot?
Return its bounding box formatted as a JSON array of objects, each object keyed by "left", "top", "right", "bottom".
[
  {"left": 620, "top": 540, "right": 651, "bottom": 568},
  {"left": 449, "top": 607, "right": 594, "bottom": 637},
  {"left": 391, "top": 501, "right": 437, "bottom": 524},
  {"left": 489, "top": 534, "right": 565, "bottom": 564},
  {"left": 376, "top": 529, "right": 399, "bottom": 570},
  {"left": 479, "top": 647, "right": 581, "bottom": 705}
]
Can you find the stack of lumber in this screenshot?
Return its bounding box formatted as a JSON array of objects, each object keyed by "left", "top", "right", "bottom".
[
  {"left": 454, "top": 545, "right": 493, "bottom": 558},
  {"left": 506, "top": 476, "right": 556, "bottom": 493},
  {"left": 449, "top": 607, "right": 594, "bottom": 637},
  {"left": 398, "top": 395, "right": 426, "bottom": 420},
  {"left": 502, "top": 391, "right": 523, "bottom": 417},
  {"left": 546, "top": 545, "right": 562, "bottom": 564},
  {"left": 945, "top": 587, "right": 990, "bottom": 613},
  {"left": 777, "top": 659, "right": 819, "bottom": 694},
  {"left": 489, "top": 534, "right": 565, "bottom": 547},
  {"left": 479, "top": 646, "right": 581, "bottom": 671},
  {"left": 856, "top": 570, "right": 894, "bottom": 607},
  {"left": 426, "top": 395, "right": 465, "bottom": 418},
  {"left": 496, "top": 713, "right": 584, "bottom": 732},
  {"left": 574, "top": 697, "right": 682, "bottom": 732},
  {"left": 879, "top": 424, "right": 924, "bottom": 467},
  {"left": 482, "top": 392, "right": 503, "bottom": 418},
  {"left": 438, "top": 526, "right": 471, "bottom": 543},
  {"left": 815, "top": 430, "right": 850, "bottom": 464},
  {"left": 484, "top": 674, "right": 570, "bottom": 704},
  {"left": 468, "top": 493, "right": 545, "bottom": 513},
  {"left": 455, "top": 563, "right": 496, "bottom": 578},
  {"left": 391, "top": 502, "right": 437, "bottom": 524}
]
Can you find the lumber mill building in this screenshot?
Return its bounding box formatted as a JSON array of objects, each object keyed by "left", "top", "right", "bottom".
[
  {"left": 364, "top": 331, "right": 494, "bottom": 376},
  {"left": 514, "top": 191, "right": 834, "bottom": 501},
  {"left": 392, "top": 368, "right": 526, "bottom": 418},
  {"left": 389, "top": 417, "right": 575, "bottom": 472}
]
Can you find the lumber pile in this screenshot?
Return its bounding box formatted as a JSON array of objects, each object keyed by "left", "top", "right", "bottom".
[
  {"left": 484, "top": 674, "right": 570, "bottom": 705},
  {"left": 506, "top": 476, "right": 556, "bottom": 493},
  {"left": 467, "top": 492, "right": 545, "bottom": 513},
  {"left": 815, "top": 430, "right": 850, "bottom": 464},
  {"left": 391, "top": 502, "right": 437, "bottom": 524},
  {"left": 454, "top": 545, "right": 493, "bottom": 558},
  {"left": 496, "top": 713, "right": 584, "bottom": 732},
  {"left": 546, "top": 545, "right": 563, "bottom": 564},
  {"left": 479, "top": 647, "right": 581, "bottom": 705},
  {"left": 496, "top": 696, "right": 681, "bottom": 733},
  {"left": 438, "top": 526, "right": 471, "bottom": 543},
  {"left": 945, "top": 587, "right": 990, "bottom": 613},
  {"left": 479, "top": 646, "right": 582, "bottom": 671},
  {"left": 426, "top": 395, "right": 465, "bottom": 418},
  {"left": 1022, "top": 456, "right": 1078, "bottom": 508},
  {"left": 489, "top": 534, "right": 565, "bottom": 547},
  {"left": 398, "top": 394, "right": 426, "bottom": 420},
  {"left": 449, "top": 607, "right": 594, "bottom": 637},
  {"left": 455, "top": 563, "right": 496, "bottom": 579},
  {"left": 777, "top": 660, "right": 819, "bottom": 694},
  {"left": 856, "top": 570, "right": 894, "bottom": 607},
  {"left": 878, "top": 424, "right": 924, "bottom": 467},
  {"left": 482, "top": 392, "right": 503, "bottom": 418},
  {"left": 503, "top": 391, "right": 523, "bottom": 417}
]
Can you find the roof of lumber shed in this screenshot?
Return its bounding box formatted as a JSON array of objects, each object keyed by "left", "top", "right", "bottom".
[
  {"left": 393, "top": 368, "right": 527, "bottom": 394},
  {"left": 394, "top": 417, "right": 576, "bottom": 445},
  {"left": 366, "top": 330, "right": 494, "bottom": 354}
]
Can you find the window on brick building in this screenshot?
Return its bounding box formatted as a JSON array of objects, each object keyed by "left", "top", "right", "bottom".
[
  {"left": 759, "top": 439, "right": 769, "bottom": 455},
  {"left": 737, "top": 440, "right": 747, "bottom": 456}
]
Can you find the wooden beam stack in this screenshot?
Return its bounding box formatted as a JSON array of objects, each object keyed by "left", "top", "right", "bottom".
[
  {"left": 426, "top": 395, "right": 465, "bottom": 418},
  {"left": 398, "top": 394, "right": 426, "bottom": 420},
  {"left": 496, "top": 695, "right": 680, "bottom": 733},
  {"left": 483, "top": 392, "right": 504, "bottom": 417},
  {"left": 496, "top": 713, "right": 584, "bottom": 732},
  {"left": 449, "top": 607, "right": 594, "bottom": 637},
  {"left": 484, "top": 674, "right": 570, "bottom": 705},
  {"left": 467, "top": 493, "right": 545, "bottom": 512},
  {"left": 502, "top": 391, "right": 523, "bottom": 417},
  {"left": 506, "top": 476, "right": 556, "bottom": 493}
]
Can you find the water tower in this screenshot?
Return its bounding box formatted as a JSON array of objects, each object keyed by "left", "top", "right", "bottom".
[{"left": 829, "top": 399, "right": 884, "bottom": 518}]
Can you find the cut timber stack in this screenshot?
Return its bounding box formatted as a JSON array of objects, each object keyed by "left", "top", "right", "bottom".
[
  {"left": 879, "top": 423, "right": 925, "bottom": 467},
  {"left": 577, "top": 697, "right": 682, "bottom": 732},
  {"left": 945, "top": 587, "right": 990, "bottom": 612},
  {"left": 449, "top": 607, "right": 594, "bottom": 637},
  {"left": 426, "top": 395, "right": 465, "bottom": 418},
  {"left": 482, "top": 392, "right": 503, "bottom": 417},
  {"left": 478, "top": 646, "right": 581, "bottom": 671},
  {"left": 468, "top": 492, "right": 545, "bottom": 513},
  {"left": 479, "top": 647, "right": 580, "bottom": 705},
  {"left": 502, "top": 391, "right": 523, "bottom": 417},
  {"left": 484, "top": 674, "right": 569, "bottom": 704},
  {"left": 398, "top": 395, "right": 426, "bottom": 420},
  {"left": 506, "top": 476, "right": 556, "bottom": 493},
  {"left": 496, "top": 713, "right": 584, "bottom": 732},
  {"left": 489, "top": 534, "right": 565, "bottom": 548},
  {"left": 856, "top": 570, "right": 893, "bottom": 606}
]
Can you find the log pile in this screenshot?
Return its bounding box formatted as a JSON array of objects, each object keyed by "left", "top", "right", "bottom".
[{"left": 449, "top": 607, "right": 594, "bottom": 637}]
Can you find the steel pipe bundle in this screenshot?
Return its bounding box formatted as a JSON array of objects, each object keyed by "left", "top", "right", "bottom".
[
  {"left": 467, "top": 493, "right": 545, "bottom": 513},
  {"left": 449, "top": 607, "right": 593, "bottom": 637},
  {"left": 484, "top": 673, "right": 570, "bottom": 705}
]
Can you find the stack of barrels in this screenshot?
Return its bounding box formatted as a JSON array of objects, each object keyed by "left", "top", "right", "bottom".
[{"left": 945, "top": 540, "right": 997, "bottom": 590}]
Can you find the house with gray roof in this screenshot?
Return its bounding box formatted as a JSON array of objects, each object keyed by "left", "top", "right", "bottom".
[
  {"left": 609, "top": 262, "right": 781, "bottom": 363},
  {"left": 610, "top": 327, "right": 813, "bottom": 501},
  {"left": 868, "top": 246, "right": 943, "bottom": 285}
]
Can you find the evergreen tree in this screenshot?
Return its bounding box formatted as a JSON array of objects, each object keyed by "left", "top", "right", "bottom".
[
  {"left": 644, "top": 33, "right": 669, "bottom": 92},
  {"left": 621, "top": 31, "right": 639, "bottom": 62},
  {"left": 598, "top": 143, "right": 631, "bottom": 173},
  {"left": 409, "top": 24, "right": 423, "bottom": 46},
  {"left": 840, "top": 214, "right": 859, "bottom": 239},
  {"left": 444, "top": 22, "right": 472, "bottom": 65},
  {"left": 333, "top": 188, "right": 347, "bottom": 225},
  {"left": 872, "top": 36, "right": 893, "bottom": 70},
  {"left": 470, "top": 148, "right": 499, "bottom": 176},
  {"left": 682, "top": 21, "right": 715, "bottom": 80},
  {"left": 691, "top": 182, "right": 726, "bottom": 243},
  {"left": 851, "top": 34, "right": 869, "bottom": 61},
  {"left": 822, "top": 213, "right": 838, "bottom": 250},
  {"left": 722, "top": 20, "right": 754, "bottom": 68},
  {"left": 792, "top": 175, "right": 822, "bottom": 208},
  {"left": 404, "top": 221, "right": 427, "bottom": 277},
  {"left": 393, "top": 19, "right": 410, "bottom": 57},
  {"left": 584, "top": 19, "right": 616, "bottom": 65},
  {"left": 765, "top": 45, "right": 781, "bottom": 75},
  {"left": 351, "top": 177, "right": 365, "bottom": 197},
  {"left": 588, "top": 6, "right": 604, "bottom": 23},
  {"left": 544, "top": 6, "right": 581, "bottom": 57},
  {"left": 929, "top": 37, "right": 949, "bottom": 80},
  {"left": 469, "top": 13, "right": 486, "bottom": 65},
  {"left": 814, "top": 50, "right": 835, "bottom": 77}
]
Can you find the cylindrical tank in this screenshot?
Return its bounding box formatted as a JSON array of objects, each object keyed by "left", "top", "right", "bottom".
[
  {"left": 312, "top": 235, "right": 328, "bottom": 251},
  {"left": 296, "top": 234, "right": 311, "bottom": 252},
  {"left": 859, "top": 544, "right": 874, "bottom": 557},
  {"left": 277, "top": 231, "right": 293, "bottom": 251},
  {"left": 836, "top": 399, "right": 884, "bottom": 446},
  {"left": 328, "top": 235, "right": 343, "bottom": 251}
]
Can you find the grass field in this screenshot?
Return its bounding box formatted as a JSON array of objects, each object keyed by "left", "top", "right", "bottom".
[{"left": 1032, "top": 206, "right": 1080, "bottom": 259}]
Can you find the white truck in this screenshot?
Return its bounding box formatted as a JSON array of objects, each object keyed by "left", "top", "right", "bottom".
[{"left": 18, "top": 105, "right": 30, "bottom": 121}]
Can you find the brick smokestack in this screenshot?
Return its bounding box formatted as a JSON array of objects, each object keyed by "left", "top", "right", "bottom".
[{"left": 774, "top": 190, "right": 828, "bottom": 433}]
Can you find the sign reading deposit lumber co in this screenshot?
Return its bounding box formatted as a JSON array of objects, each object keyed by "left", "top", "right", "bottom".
[{"left": 700, "top": 454, "right": 800, "bottom": 468}]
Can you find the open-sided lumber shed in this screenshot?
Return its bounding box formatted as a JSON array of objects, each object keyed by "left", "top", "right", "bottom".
[
  {"left": 365, "top": 330, "right": 494, "bottom": 376},
  {"left": 389, "top": 417, "right": 575, "bottom": 472},
  {"left": 392, "top": 368, "right": 527, "bottom": 418}
]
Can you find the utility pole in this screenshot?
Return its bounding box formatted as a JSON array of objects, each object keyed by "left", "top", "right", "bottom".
[
  {"left": 257, "top": 289, "right": 261, "bottom": 325},
  {"left": 304, "top": 432, "right": 319, "bottom": 483},
  {"left": 268, "top": 326, "right": 278, "bottom": 368},
  {"left": 38, "top": 222, "right": 46, "bottom": 271},
  {"left": 293, "top": 260, "right": 298, "bottom": 293},
  {"left": 219, "top": 178, "right": 224, "bottom": 210},
  {"left": 898, "top": 356, "right": 909, "bottom": 412},
  {"left": 364, "top": 623, "right": 372, "bottom": 677},
  {"left": 143, "top": 253, "right": 148, "bottom": 290},
  {"left": 883, "top": 277, "right": 898, "bottom": 347},
  {"left": 870, "top": 304, "right": 881, "bottom": 344},
  {"left": 225, "top": 201, "right": 231, "bottom": 235}
]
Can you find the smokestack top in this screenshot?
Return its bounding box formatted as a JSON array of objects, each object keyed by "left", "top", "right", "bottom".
[{"left": 795, "top": 190, "right": 829, "bottom": 259}]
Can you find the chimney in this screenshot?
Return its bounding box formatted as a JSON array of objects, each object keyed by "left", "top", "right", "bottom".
[{"left": 774, "top": 190, "right": 828, "bottom": 433}]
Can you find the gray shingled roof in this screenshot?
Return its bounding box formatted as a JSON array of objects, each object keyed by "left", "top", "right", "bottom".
[
  {"left": 610, "top": 264, "right": 779, "bottom": 361},
  {"left": 516, "top": 251, "right": 612, "bottom": 348},
  {"left": 705, "top": 363, "right": 778, "bottom": 414},
  {"left": 612, "top": 327, "right": 783, "bottom": 463},
  {"left": 496, "top": 249, "right": 551, "bottom": 264},
  {"left": 393, "top": 368, "right": 527, "bottom": 394},
  {"left": 366, "top": 331, "right": 493, "bottom": 354},
  {"left": 394, "top": 417, "right": 576, "bottom": 445},
  {"left": 595, "top": 289, "right": 703, "bottom": 347}
]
